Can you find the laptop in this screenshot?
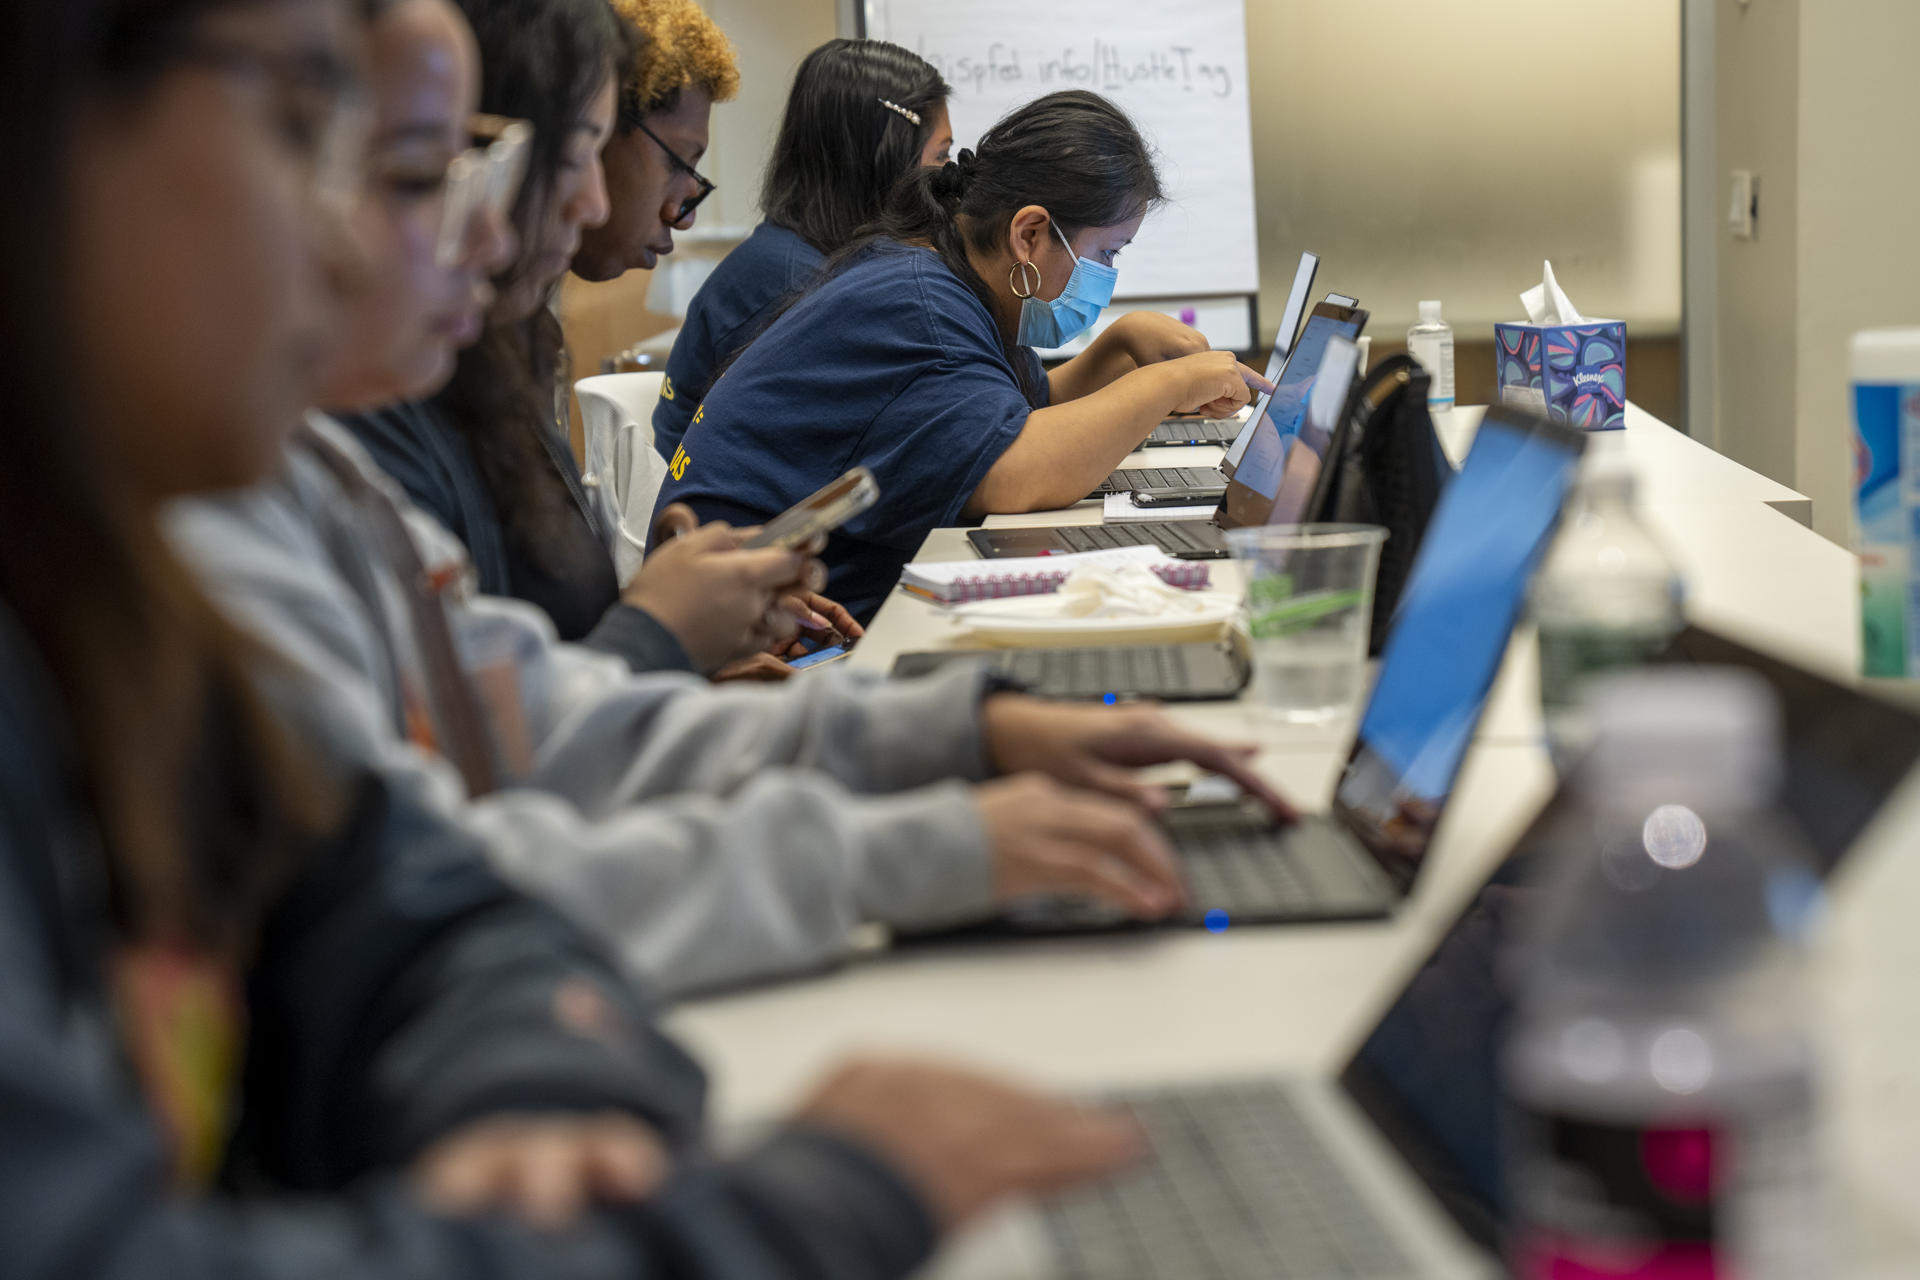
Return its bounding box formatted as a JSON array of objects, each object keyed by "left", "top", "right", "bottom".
[
  {"left": 898, "top": 341, "right": 1365, "bottom": 703},
  {"left": 924, "top": 406, "right": 1587, "bottom": 936},
  {"left": 1135, "top": 252, "right": 1320, "bottom": 449},
  {"left": 932, "top": 625, "right": 1920, "bottom": 1280},
  {"left": 974, "top": 312, "right": 1369, "bottom": 562},
  {"left": 1100, "top": 259, "right": 1333, "bottom": 497}
]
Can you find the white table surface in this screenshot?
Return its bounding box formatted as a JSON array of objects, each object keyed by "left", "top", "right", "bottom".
[
  {"left": 668, "top": 406, "right": 1916, "bottom": 1268},
  {"left": 848, "top": 408, "right": 1848, "bottom": 748}
]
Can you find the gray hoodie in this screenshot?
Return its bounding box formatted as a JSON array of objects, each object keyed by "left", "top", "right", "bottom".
[
  {"left": 168, "top": 415, "right": 1001, "bottom": 998},
  {"left": 0, "top": 603, "right": 938, "bottom": 1280}
]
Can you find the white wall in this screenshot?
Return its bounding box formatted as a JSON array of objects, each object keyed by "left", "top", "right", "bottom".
[
  {"left": 1794, "top": 0, "right": 1920, "bottom": 544},
  {"left": 694, "top": 0, "right": 836, "bottom": 239},
  {"left": 1241, "top": 0, "right": 1681, "bottom": 343},
  {"left": 698, "top": 0, "right": 1682, "bottom": 343},
  {"left": 1707, "top": 0, "right": 1920, "bottom": 543},
  {"left": 1709, "top": 0, "right": 1798, "bottom": 487}
]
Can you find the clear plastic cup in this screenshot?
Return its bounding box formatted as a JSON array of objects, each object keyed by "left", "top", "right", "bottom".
[{"left": 1224, "top": 523, "right": 1386, "bottom": 724}]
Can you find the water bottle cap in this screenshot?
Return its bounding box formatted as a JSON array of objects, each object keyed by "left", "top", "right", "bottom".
[
  {"left": 1418, "top": 300, "right": 1443, "bottom": 323},
  {"left": 1584, "top": 668, "right": 1781, "bottom": 805}
]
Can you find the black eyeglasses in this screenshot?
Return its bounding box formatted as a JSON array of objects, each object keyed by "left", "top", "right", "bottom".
[{"left": 633, "top": 120, "right": 715, "bottom": 224}]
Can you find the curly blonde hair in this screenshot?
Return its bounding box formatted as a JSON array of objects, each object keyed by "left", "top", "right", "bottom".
[{"left": 609, "top": 0, "right": 739, "bottom": 120}]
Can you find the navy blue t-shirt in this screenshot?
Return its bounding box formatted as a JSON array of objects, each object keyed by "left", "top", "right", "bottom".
[
  {"left": 652, "top": 243, "right": 1044, "bottom": 623},
  {"left": 652, "top": 222, "right": 823, "bottom": 460}
]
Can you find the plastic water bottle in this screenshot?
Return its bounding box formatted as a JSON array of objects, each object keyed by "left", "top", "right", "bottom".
[
  {"left": 1504, "top": 670, "right": 1826, "bottom": 1279},
  {"left": 1407, "top": 300, "right": 1455, "bottom": 413},
  {"left": 1529, "top": 463, "right": 1683, "bottom": 770}
]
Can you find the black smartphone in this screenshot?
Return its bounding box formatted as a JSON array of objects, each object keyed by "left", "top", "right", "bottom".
[{"left": 1130, "top": 486, "right": 1228, "bottom": 508}]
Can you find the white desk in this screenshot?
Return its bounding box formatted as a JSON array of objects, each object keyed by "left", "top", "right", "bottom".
[
  {"left": 1437, "top": 403, "right": 1813, "bottom": 525},
  {"left": 852, "top": 408, "right": 1843, "bottom": 749},
  {"left": 669, "top": 742, "right": 1557, "bottom": 1123},
  {"left": 669, "top": 406, "right": 1919, "bottom": 1268}
]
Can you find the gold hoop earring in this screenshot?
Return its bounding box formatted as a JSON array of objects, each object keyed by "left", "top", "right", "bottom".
[{"left": 1008, "top": 260, "right": 1041, "bottom": 299}]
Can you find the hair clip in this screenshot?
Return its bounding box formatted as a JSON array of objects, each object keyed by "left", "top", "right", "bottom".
[{"left": 877, "top": 98, "right": 922, "bottom": 127}]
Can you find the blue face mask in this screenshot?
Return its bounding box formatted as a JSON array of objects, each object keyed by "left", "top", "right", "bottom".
[{"left": 1015, "top": 221, "right": 1118, "bottom": 348}]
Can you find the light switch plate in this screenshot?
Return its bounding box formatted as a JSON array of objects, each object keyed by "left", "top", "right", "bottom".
[{"left": 1729, "top": 170, "right": 1758, "bottom": 240}]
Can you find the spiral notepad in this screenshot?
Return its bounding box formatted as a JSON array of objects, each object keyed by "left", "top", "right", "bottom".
[{"left": 899, "top": 546, "right": 1210, "bottom": 604}]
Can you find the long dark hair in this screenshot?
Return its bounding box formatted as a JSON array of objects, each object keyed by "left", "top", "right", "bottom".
[
  {"left": 840, "top": 89, "right": 1160, "bottom": 405},
  {"left": 759, "top": 39, "right": 950, "bottom": 255},
  {"left": 0, "top": 0, "right": 335, "bottom": 958},
  {"left": 436, "top": 0, "right": 631, "bottom": 574}
]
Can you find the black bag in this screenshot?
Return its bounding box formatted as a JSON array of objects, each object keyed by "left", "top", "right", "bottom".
[{"left": 1309, "top": 355, "right": 1452, "bottom": 654}]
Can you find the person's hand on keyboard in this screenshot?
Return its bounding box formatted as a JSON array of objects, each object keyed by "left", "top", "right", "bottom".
[
  {"left": 795, "top": 1057, "right": 1143, "bottom": 1229},
  {"left": 981, "top": 697, "right": 1299, "bottom": 822},
  {"left": 976, "top": 774, "right": 1186, "bottom": 918}
]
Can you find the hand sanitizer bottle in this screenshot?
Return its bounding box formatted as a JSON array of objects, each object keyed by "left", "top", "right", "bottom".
[{"left": 1407, "top": 300, "right": 1455, "bottom": 413}]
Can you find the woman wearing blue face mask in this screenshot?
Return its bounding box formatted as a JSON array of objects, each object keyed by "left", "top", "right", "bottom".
[{"left": 651, "top": 89, "right": 1271, "bottom": 624}]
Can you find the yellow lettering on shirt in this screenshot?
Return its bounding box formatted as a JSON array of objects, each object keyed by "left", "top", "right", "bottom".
[
  {"left": 113, "top": 945, "right": 243, "bottom": 1188},
  {"left": 669, "top": 443, "right": 691, "bottom": 482},
  {"left": 661, "top": 375, "right": 675, "bottom": 402}
]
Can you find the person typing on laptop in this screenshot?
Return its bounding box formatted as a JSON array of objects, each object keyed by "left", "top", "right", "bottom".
[
  {"left": 652, "top": 90, "right": 1272, "bottom": 623},
  {"left": 167, "top": 0, "right": 1306, "bottom": 1002}
]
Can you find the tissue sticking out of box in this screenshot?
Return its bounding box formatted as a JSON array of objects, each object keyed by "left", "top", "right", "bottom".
[
  {"left": 1496, "top": 261, "right": 1626, "bottom": 431},
  {"left": 1520, "top": 260, "right": 1584, "bottom": 326}
]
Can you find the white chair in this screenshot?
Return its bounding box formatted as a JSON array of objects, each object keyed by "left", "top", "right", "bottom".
[{"left": 574, "top": 371, "right": 668, "bottom": 585}]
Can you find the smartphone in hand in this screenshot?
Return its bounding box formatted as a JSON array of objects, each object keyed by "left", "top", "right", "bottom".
[
  {"left": 743, "top": 468, "right": 880, "bottom": 550},
  {"left": 787, "top": 643, "right": 852, "bottom": 671}
]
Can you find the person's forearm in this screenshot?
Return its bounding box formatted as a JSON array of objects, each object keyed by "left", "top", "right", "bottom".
[
  {"left": 472, "top": 775, "right": 992, "bottom": 997},
  {"left": 966, "top": 364, "right": 1183, "bottom": 515},
  {"left": 581, "top": 603, "right": 699, "bottom": 675},
  {"left": 1045, "top": 326, "right": 1139, "bottom": 403}
]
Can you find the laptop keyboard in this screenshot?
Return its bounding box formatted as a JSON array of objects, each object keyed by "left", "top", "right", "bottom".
[
  {"left": 996, "top": 818, "right": 1347, "bottom": 932},
  {"left": 1148, "top": 419, "right": 1240, "bottom": 445},
  {"left": 1179, "top": 828, "right": 1314, "bottom": 914},
  {"left": 1040, "top": 1080, "right": 1416, "bottom": 1279},
  {"left": 997, "top": 645, "right": 1199, "bottom": 698},
  {"left": 1100, "top": 466, "right": 1228, "bottom": 494},
  {"left": 1055, "top": 522, "right": 1223, "bottom": 556}
]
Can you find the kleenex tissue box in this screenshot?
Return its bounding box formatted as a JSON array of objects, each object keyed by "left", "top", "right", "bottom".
[{"left": 1494, "top": 320, "right": 1627, "bottom": 431}]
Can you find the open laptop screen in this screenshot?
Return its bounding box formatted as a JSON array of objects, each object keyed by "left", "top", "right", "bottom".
[
  {"left": 1224, "top": 254, "right": 1325, "bottom": 470},
  {"left": 1337, "top": 625, "right": 1920, "bottom": 1250},
  {"left": 1330, "top": 409, "right": 1586, "bottom": 893},
  {"left": 1228, "top": 308, "right": 1367, "bottom": 479},
  {"left": 1240, "top": 335, "right": 1360, "bottom": 529},
  {"left": 1219, "top": 309, "right": 1367, "bottom": 526},
  {"left": 1263, "top": 251, "right": 1321, "bottom": 382}
]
